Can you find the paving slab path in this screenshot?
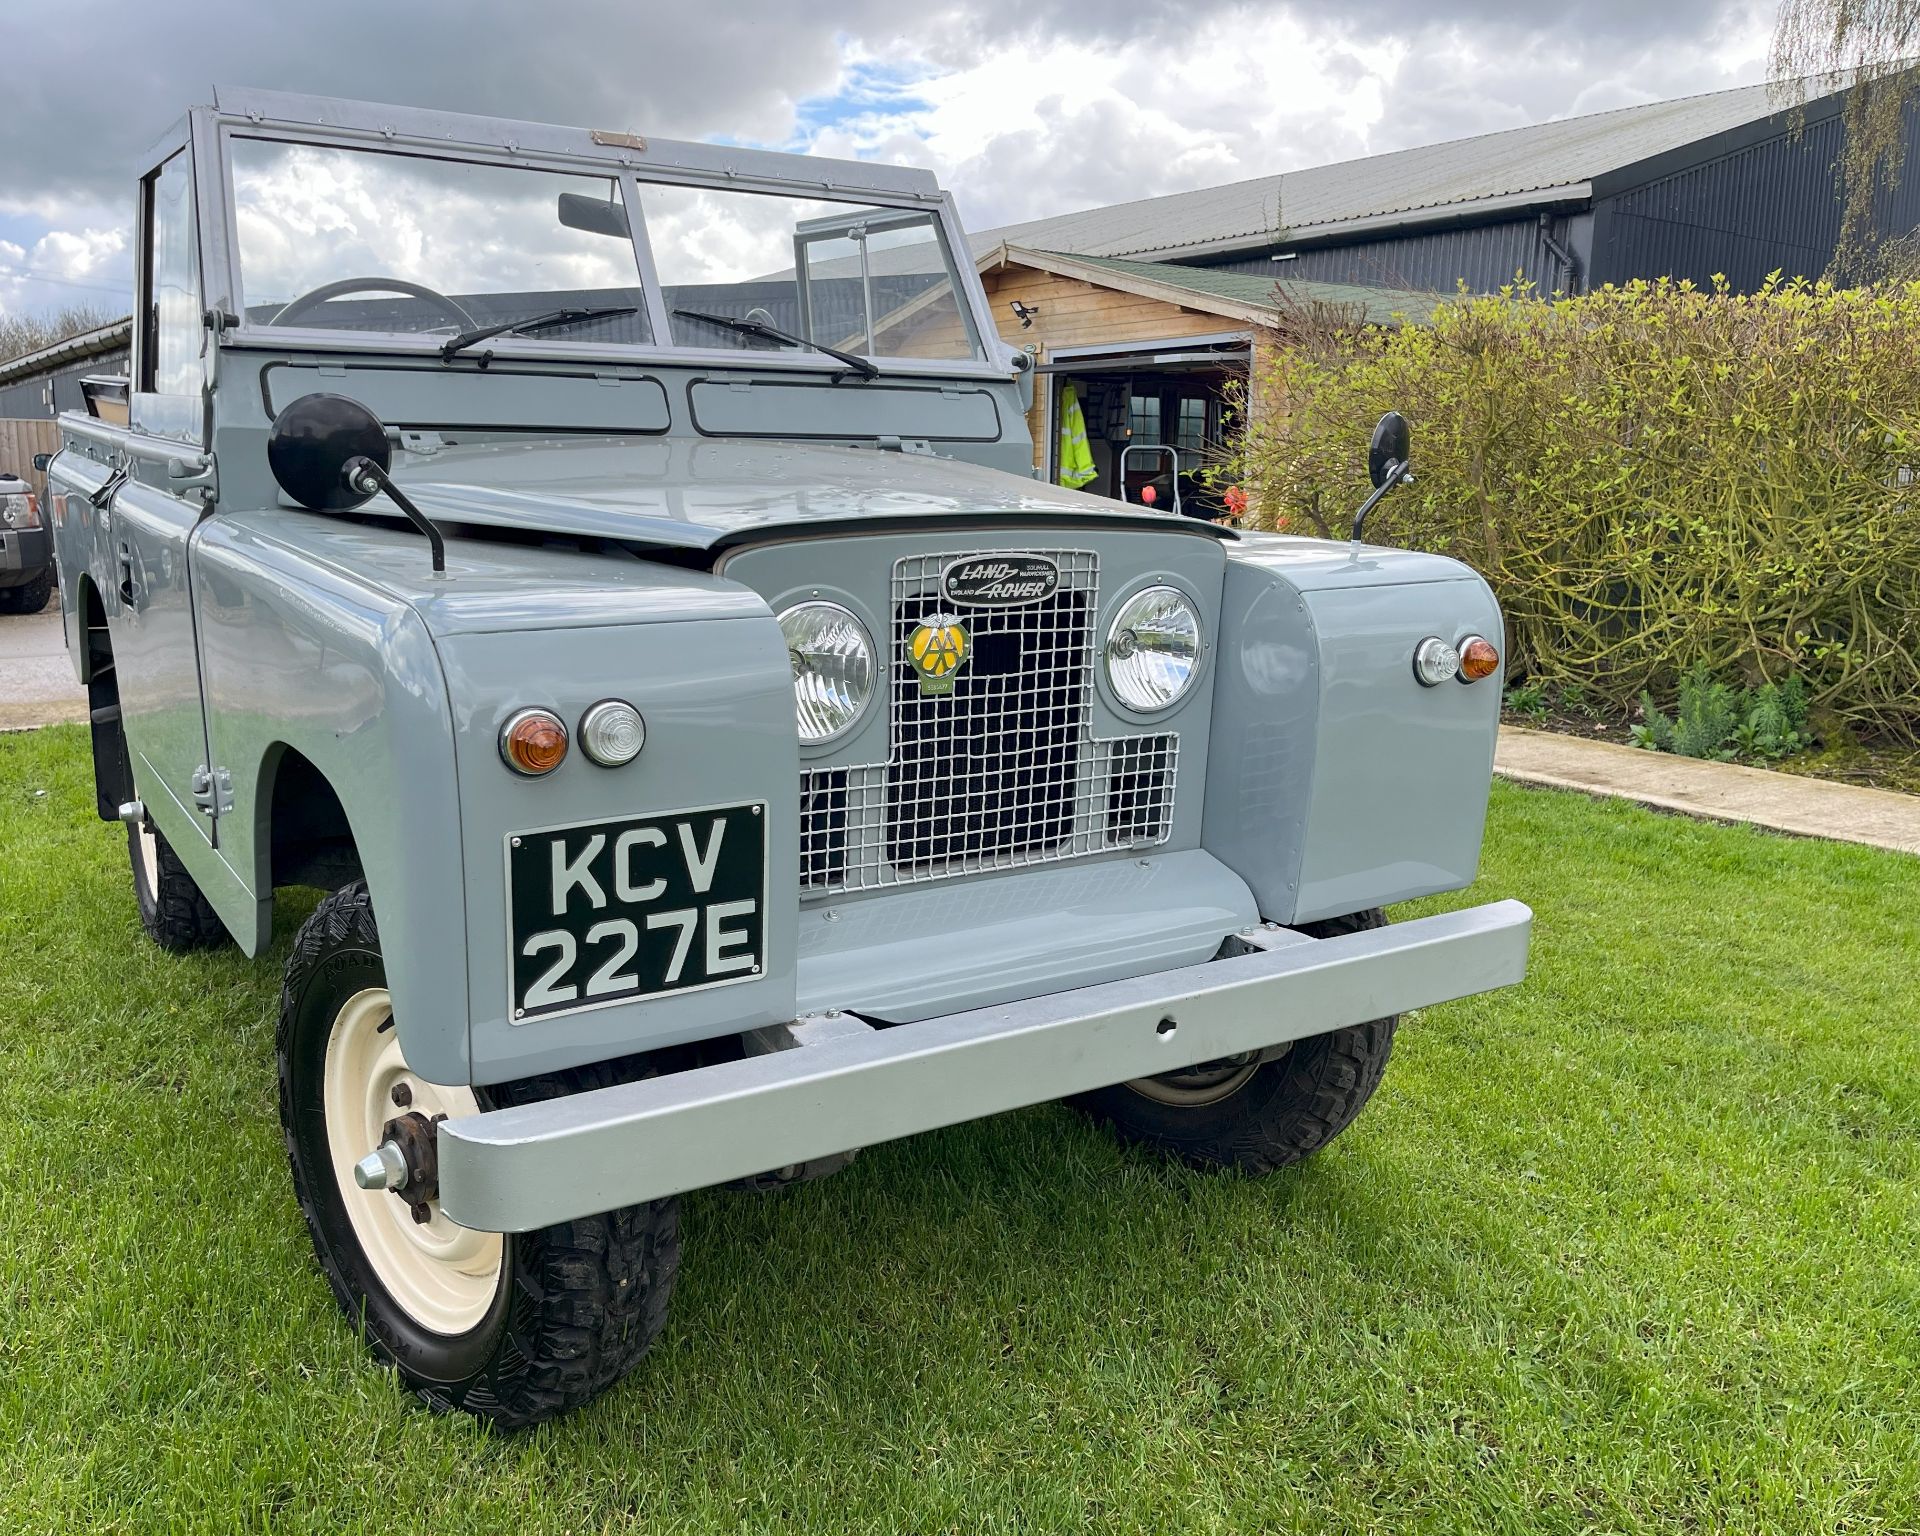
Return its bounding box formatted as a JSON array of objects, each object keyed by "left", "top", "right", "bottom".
[
  {"left": 1495, "top": 725, "right": 1920, "bottom": 855},
  {"left": 0, "top": 605, "right": 86, "bottom": 732}
]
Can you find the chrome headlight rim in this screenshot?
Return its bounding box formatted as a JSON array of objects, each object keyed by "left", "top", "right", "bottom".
[
  {"left": 778, "top": 598, "right": 878, "bottom": 747},
  {"left": 1103, "top": 582, "right": 1205, "bottom": 716}
]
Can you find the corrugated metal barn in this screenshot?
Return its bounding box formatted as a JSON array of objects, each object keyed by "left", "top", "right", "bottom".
[
  {"left": 969, "top": 75, "right": 1920, "bottom": 297},
  {"left": 958, "top": 75, "right": 1920, "bottom": 508}
]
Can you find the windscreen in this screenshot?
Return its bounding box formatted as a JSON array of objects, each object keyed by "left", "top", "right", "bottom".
[
  {"left": 229, "top": 137, "right": 651, "bottom": 343},
  {"left": 641, "top": 183, "right": 983, "bottom": 362}
]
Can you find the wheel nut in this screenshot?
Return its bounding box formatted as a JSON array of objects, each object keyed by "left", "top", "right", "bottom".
[
  {"left": 352, "top": 1140, "right": 409, "bottom": 1192},
  {"left": 390, "top": 1082, "right": 412, "bottom": 1108}
]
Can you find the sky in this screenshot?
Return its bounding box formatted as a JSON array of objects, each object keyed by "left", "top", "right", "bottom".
[{"left": 0, "top": 0, "right": 1779, "bottom": 323}]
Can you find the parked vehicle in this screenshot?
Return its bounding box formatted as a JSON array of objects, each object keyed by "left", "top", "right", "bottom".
[
  {"left": 0, "top": 471, "right": 52, "bottom": 613},
  {"left": 45, "top": 89, "right": 1530, "bottom": 1425}
]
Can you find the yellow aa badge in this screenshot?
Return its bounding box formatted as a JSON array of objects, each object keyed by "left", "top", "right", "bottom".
[{"left": 908, "top": 615, "right": 970, "bottom": 696}]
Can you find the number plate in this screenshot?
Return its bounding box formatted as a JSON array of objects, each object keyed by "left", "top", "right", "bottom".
[{"left": 507, "top": 802, "right": 767, "bottom": 1023}]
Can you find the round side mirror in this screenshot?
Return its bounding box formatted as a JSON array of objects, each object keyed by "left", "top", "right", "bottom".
[
  {"left": 267, "top": 393, "right": 391, "bottom": 511},
  {"left": 1367, "top": 410, "right": 1411, "bottom": 489}
]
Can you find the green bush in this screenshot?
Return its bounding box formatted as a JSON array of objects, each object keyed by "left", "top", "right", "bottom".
[{"left": 1234, "top": 277, "right": 1920, "bottom": 746}]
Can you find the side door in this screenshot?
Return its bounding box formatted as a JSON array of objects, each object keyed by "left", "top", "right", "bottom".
[{"left": 108, "top": 141, "right": 218, "bottom": 849}]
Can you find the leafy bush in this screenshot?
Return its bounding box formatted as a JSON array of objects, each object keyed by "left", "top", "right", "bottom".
[
  {"left": 1234, "top": 277, "right": 1920, "bottom": 746},
  {"left": 1631, "top": 662, "right": 1813, "bottom": 761}
]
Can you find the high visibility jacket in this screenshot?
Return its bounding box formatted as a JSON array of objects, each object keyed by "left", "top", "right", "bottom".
[{"left": 1056, "top": 383, "right": 1098, "bottom": 489}]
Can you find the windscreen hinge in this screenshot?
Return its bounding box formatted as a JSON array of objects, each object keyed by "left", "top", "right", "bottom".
[{"left": 165, "top": 453, "right": 218, "bottom": 511}]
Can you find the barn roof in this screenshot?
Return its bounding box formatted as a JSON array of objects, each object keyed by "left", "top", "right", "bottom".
[
  {"left": 966, "top": 76, "right": 1859, "bottom": 262},
  {"left": 0, "top": 316, "right": 133, "bottom": 386}
]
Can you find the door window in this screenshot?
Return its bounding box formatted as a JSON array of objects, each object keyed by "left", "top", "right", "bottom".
[
  {"left": 142, "top": 150, "right": 202, "bottom": 400},
  {"left": 639, "top": 183, "right": 983, "bottom": 362}
]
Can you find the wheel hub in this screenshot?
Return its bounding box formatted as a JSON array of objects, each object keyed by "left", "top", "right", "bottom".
[
  {"left": 1125, "top": 1050, "right": 1269, "bottom": 1107},
  {"left": 352, "top": 1110, "right": 444, "bottom": 1223},
  {"left": 323, "top": 988, "right": 503, "bottom": 1334}
]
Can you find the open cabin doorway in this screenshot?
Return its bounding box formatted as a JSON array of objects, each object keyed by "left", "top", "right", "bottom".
[{"left": 1043, "top": 336, "right": 1250, "bottom": 521}]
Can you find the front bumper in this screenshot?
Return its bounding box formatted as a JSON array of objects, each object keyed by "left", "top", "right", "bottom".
[
  {"left": 436, "top": 898, "right": 1531, "bottom": 1231},
  {"left": 0, "top": 525, "right": 50, "bottom": 579}
]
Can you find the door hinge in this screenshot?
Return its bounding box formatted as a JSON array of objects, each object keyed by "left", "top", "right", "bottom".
[
  {"left": 868, "top": 435, "right": 939, "bottom": 457},
  {"left": 166, "top": 454, "right": 218, "bottom": 512},
  {"left": 190, "top": 764, "right": 234, "bottom": 818}
]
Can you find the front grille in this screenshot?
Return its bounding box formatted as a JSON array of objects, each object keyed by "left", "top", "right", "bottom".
[{"left": 799, "top": 550, "right": 1180, "bottom": 894}]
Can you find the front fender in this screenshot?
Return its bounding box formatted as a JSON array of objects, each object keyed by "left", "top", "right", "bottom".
[
  {"left": 192, "top": 517, "right": 471, "bottom": 1081},
  {"left": 1203, "top": 532, "right": 1504, "bottom": 923},
  {"left": 436, "top": 610, "right": 799, "bottom": 1085},
  {"left": 196, "top": 513, "right": 798, "bottom": 1088}
]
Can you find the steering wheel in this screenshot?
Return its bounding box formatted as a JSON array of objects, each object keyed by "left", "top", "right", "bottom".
[{"left": 269, "top": 277, "right": 476, "bottom": 329}]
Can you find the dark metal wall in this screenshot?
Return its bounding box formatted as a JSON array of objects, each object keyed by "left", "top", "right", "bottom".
[
  {"left": 1184, "top": 106, "right": 1920, "bottom": 299},
  {"left": 1187, "top": 216, "right": 1575, "bottom": 297},
  {"left": 0, "top": 346, "right": 130, "bottom": 420},
  {"left": 1592, "top": 109, "right": 1920, "bottom": 289}
]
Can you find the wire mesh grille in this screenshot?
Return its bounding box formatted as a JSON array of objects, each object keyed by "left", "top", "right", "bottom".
[{"left": 798, "top": 549, "right": 1181, "bottom": 894}]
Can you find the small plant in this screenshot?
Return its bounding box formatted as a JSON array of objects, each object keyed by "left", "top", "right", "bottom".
[
  {"left": 1635, "top": 664, "right": 1813, "bottom": 762},
  {"left": 1504, "top": 682, "right": 1549, "bottom": 720},
  {"left": 1557, "top": 682, "right": 1598, "bottom": 719}
]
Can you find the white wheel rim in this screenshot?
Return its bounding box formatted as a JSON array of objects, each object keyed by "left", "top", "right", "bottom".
[
  {"left": 322, "top": 988, "right": 503, "bottom": 1334},
  {"left": 134, "top": 825, "right": 158, "bottom": 900}
]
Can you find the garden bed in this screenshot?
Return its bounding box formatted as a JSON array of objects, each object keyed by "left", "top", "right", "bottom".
[{"left": 1502, "top": 687, "right": 1920, "bottom": 795}]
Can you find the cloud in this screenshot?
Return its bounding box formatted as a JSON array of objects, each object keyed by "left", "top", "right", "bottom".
[{"left": 0, "top": 0, "right": 1776, "bottom": 320}]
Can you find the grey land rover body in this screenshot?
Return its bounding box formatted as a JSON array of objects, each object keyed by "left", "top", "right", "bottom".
[{"left": 47, "top": 88, "right": 1529, "bottom": 1424}]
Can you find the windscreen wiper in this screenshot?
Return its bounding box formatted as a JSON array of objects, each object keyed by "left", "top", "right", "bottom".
[
  {"left": 671, "top": 307, "right": 880, "bottom": 380},
  {"left": 439, "top": 304, "right": 641, "bottom": 362}
]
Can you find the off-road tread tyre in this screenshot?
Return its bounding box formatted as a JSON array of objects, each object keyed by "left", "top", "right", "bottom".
[
  {"left": 1068, "top": 908, "right": 1398, "bottom": 1175},
  {"left": 130, "top": 820, "right": 229, "bottom": 952},
  {"left": 278, "top": 882, "right": 681, "bottom": 1428},
  {"left": 0, "top": 569, "right": 52, "bottom": 613}
]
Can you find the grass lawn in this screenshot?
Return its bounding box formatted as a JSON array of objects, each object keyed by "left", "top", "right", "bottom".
[{"left": 2, "top": 723, "right": 1916, "bottom": 1534}]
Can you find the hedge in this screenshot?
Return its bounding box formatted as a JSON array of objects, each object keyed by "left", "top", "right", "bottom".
[{"left": 1232, "top": 278, "right": 1920, "bottom": 746}]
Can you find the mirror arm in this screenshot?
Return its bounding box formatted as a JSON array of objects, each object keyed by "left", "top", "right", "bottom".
[
  {"left": 1350, "top": 459, "right": 1410, "bottom": 545},
  {"left": 343, "top": 456, "right": 446, "bottom": 574}
]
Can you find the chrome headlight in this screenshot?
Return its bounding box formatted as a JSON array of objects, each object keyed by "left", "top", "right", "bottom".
[
  {"left": 779, "top": 601, "right": 876, "bottom": 744},
  {"left": 1105, "top": 585, "right": 1202, "bottom": 712}
]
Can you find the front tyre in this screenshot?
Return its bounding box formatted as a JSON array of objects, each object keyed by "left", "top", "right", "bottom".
[
  {"left": 1068, "top": 908, "right": 1398, "bottom": 1175},
  {"left": 278, "top": 882, "right": 680, "bottom": 1426}
]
